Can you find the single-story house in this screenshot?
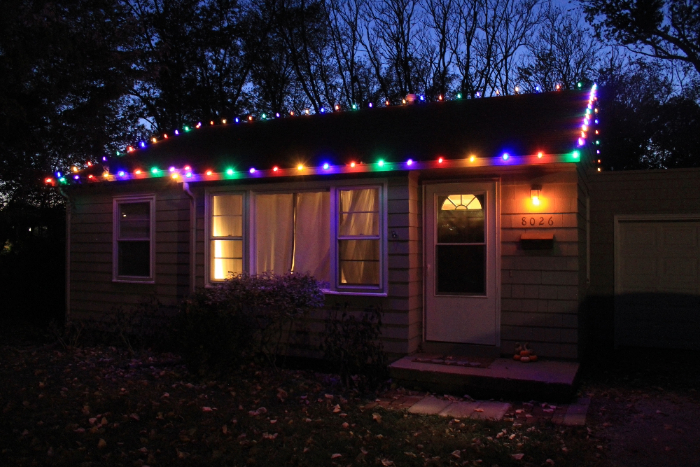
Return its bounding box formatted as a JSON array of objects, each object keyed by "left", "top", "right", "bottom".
[{"left": 52, "top": 86, "right": 700, "bottom": 358}]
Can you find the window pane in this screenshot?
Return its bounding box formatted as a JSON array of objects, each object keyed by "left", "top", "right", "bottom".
[
  {"left": 339, "top": 240, "right": 380, "bottom": 285},
  {"left": 213, "top": 194, "right": 242, "bottom": 216},
  {"left": 339, "top": 212, "right": 379, "bottom": 236},
  {"left": 339, "top": 188, "right": 379, "bottom": 213},
  {"left": 212, "top": 215, "right": 242, "bottom": 237},
  {"left": 118, "top": 241, "right": 150, "bottom": 277},
  {"left": 119, "top": 202, "right": 150, "bottom": 239},
  {"left": 436, "top": 245, "right": 485, "bottom": 294},
  {"left": 437, "top": 194, "right": 484, "bottom": 243},
  {"left": 212, "top": 194, "right": 243, "bottom": 237},
  {"left": 211, "top": 240, "right": 243, "bottom": 280},
  {"left": 339, "top": 188, "right": 379, "bottom": 237}
]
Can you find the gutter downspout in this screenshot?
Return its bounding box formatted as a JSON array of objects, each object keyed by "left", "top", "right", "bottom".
[
  {"left": 58, "top": 187, "right": 71, "bottom": 325},
  {"left": 182, "top": 182, "right": 196, "bottom": 294}
]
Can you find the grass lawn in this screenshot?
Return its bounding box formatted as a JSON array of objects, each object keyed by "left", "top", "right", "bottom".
[{"left": 1, "top": 336, "right": 609, "bottom": 467}]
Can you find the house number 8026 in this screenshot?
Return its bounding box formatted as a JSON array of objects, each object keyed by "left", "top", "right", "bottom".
[{"left": 522, "top": 216, "right": 554, "bottom": 226}]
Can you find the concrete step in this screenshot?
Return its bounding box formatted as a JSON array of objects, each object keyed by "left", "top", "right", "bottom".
[{"left": 389, "top": 355, "right": 580, "bottom": 403}]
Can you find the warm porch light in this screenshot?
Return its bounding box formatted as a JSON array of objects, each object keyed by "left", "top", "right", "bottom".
[{"left": 531, "top": 185, "right": 542, "bottom": 206}]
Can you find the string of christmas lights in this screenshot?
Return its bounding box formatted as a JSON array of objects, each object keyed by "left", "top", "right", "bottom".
[{"left": 45, "top": 84, "right": 600, "bottom": 186}]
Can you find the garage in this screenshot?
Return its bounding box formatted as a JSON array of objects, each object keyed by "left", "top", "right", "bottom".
[{"left": 615, "top": 215, "right": 700, "bottom": 349}]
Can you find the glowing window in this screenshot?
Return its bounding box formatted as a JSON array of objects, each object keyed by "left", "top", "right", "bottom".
[
  {"left": 210, "top": 194, "right": 244, "bottom": 280},
  {"left": 440, "top": 194, "right": 482, "bottom": 211}
]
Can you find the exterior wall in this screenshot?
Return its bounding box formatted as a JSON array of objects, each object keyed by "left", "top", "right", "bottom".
[
  {"left": 499, "top": 166, "right": 581, "bottom": 359},
  {"left": 67, "top": 181, "right": 191, "bottom": 320},
  {"left": 187, "top": 173, "right": 420, "bottom": 358},
  {"left": 588, "top": 167, "right": 700, "bottom": 345}
]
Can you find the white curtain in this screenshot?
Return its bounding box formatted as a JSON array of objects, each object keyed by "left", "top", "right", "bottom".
[
  {"left": 255, "top": 192, "right": 330, "bottom": 283},
  {"left": 255, "top": 194, "right": 294, "bottom": 274},
  {"left": 293, "top": 192, "right": 330, "bottom": 283},
  {"left": 339, "top": 188, "right": 380, "bottom": 285}
]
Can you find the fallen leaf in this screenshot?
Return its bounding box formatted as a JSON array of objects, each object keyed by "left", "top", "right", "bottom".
[
  {"left": 380, "top": 459, "right": 394, "bottom": 466},
  {"left": 202, "top": 407, "right": 213, "bottom": 412},
  {"left": 451, "top": 450, "right": 461, "bottom": 458},
  {"left": 222, "top": 425, "right": 228, "bottom": 434},
  {"left": 129, "top": 413, "right": 140, "bottom": 421},
  {"left": 333, "top": 405, "right": 341, "bottom": 413},
  {"left": 474, "top": 408, "right": 484, "bottom": 412},
  {"left": 342, "top": 422, "right": 349, "bottom": 429},
  {"left": 512, "top": 453, "right": 524, "bottom": 460},
  {"left": 97, "top": 439, "right": 107, "bottom": 449},
  {"left": 372, "top": 413, "right": 382, "bottom": 423},
  {"left": 331, "top": 453, "right": 342, "bottom": 459}
]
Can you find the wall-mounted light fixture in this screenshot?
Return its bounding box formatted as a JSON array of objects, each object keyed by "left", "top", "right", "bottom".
[{"left": 531, "top": 184, "right": 542, "bottom": 206}]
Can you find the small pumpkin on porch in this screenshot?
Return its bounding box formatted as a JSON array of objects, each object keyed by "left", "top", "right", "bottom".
[{"left": 513, "top": 343, "right": 538, "bottom": 363}]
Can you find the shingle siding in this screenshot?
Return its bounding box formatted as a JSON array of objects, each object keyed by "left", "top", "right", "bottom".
[{"left": 499, "top": 167, "right": 581, "bottom": 359}]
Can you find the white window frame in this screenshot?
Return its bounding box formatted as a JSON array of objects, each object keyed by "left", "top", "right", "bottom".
[
  {"left": 204, "top": 180, "right": 387, "bottom": 295},
  {"left": 331, "top": 184, "right": 386, "bottom": 294},
  {"left": 112, "top": 195, "right": 156, "bottom": 283},
  {"left": 205, "top": 190, "right": 247, "bottom": 284}
]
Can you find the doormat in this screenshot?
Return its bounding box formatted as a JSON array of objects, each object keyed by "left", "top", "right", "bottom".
[{"left": 412, "top": 355, "right": 494, "bottom": 369}]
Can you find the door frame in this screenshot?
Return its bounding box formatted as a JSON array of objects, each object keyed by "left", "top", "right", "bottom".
[{"left": 422, "top": 179, "right": 501, "bottom": 346}]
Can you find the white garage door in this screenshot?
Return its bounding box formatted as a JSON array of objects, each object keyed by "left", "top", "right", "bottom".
[{"left": 616, "top": 217, "right": 700, "bottom": 349}]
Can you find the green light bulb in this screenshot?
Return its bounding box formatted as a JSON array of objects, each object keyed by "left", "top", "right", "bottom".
[{"left": 226, "top": 168, "right": 234, "bottom": 175}]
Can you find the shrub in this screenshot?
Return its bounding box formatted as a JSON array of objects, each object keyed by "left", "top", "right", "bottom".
[
  {"left": 51, "top": 297, "right": 174, "bottom": 352},
  {"left": 173, "top": 272, "right": 324, "bottom": 375},
  {"left": 321, "top": 303, "right": 388, "bottom": 391},
  {"left": 172, "top": 292, "right": 255, "bottom": 377}
]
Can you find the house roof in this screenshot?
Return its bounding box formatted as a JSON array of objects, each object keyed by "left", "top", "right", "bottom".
[{"left": 52, "top": 87, "right": 598, "bottom": 185}]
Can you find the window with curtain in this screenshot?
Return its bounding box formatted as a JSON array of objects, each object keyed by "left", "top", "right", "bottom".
[
  {"left": 338, "top": 188, "right": 380, "bottom": 286},
  {"left": 207, "top": 185, "right": 384, "bottom": 292},
  {"left": 210, "top": 194, "right": 243, "bottom": 280},
  {"left": 114, "top": 196, "right": 154, "bottom": 281},
  {"left": 255, "top": 192, "right": 330, "bottom": 284}
]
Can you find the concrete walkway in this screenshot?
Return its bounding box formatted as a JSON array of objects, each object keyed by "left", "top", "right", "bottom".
[{"left": 362, "top": 390, "right": 591, "bottom": 426}]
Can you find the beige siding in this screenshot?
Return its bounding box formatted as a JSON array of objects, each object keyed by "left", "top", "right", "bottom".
[
  {"left": 588, "top": 167, "right": 700, "bottom": 345},
  {"left": 68, "top": 182, "right": 191, "bottom": 321},
  {"left": 186, "top": 175, "right": 419, "bottom": 359},
  {"left": 500, "top": 167, "right": 581, "bottom": 359}
]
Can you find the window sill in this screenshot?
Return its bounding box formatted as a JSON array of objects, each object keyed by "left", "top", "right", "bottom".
[
  {"left": 322, "top": 289, "right": 387, "bottom": 297},
  {"left": 112, "top": 278, "right": 155, "bottom": 284}
]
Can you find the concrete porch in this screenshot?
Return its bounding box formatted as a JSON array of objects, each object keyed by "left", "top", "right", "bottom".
[{"left": 389, "top": 354, "right": 580, "bottom": 402}]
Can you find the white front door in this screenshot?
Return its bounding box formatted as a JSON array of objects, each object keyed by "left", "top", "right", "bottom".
[{"left": 425, "top": 182, "right": 498, "bottom": 344}]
